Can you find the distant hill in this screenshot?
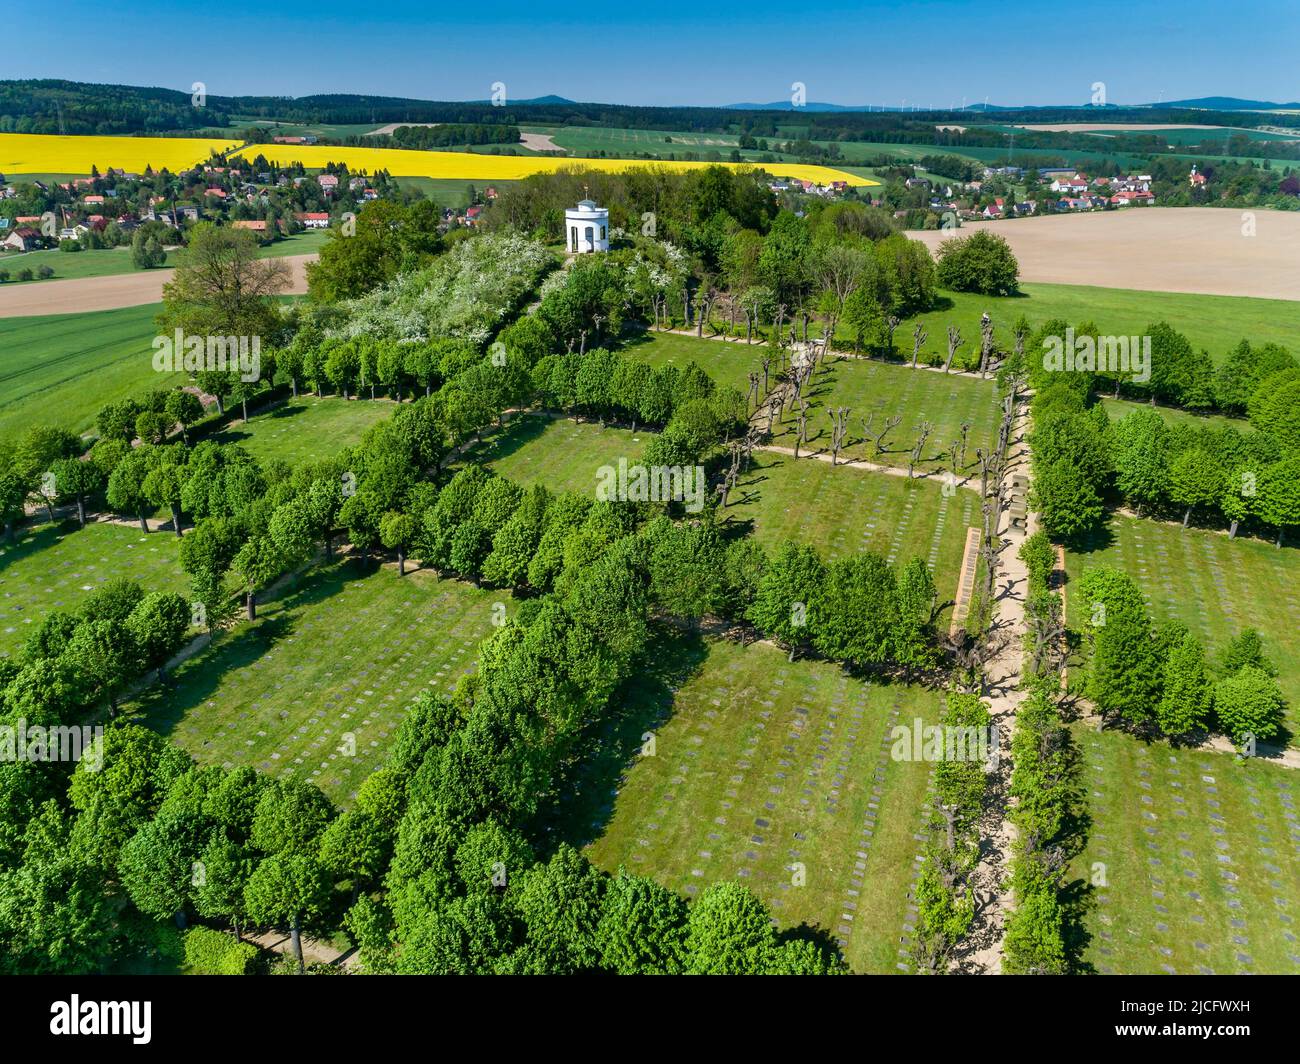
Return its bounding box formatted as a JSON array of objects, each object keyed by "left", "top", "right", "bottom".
[{"left": 1151, "top": 96, "right": 1300, "bottom": 111}]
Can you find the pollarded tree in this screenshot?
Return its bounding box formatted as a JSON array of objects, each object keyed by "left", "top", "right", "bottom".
[
  {"left": 645, "top": 517, "right": 727, "bottom": 628},
  {"left": 510, "top": 843, "right": 607, "bottom": 974},
  {"left": 64, "top": 617, "right": 139, "bottom": 713},
  {"left": 142, "top": 451, "right": 187, "bottom": 537},
  {"left": 1214, "top": 665, "right": 1285, "bottom": 750},
  {"left": 229, "top": 534, "right": 283, "bottom": 620},
  {"left": 317, "top": 807, "right": 392, "bottom": 887},
  {"left": 125, "top": 591, "right": 191, "bottom": 682},
  {"left": 117, "top": 809, "right": 209, "bottom": 922},
  {"left": 250, "top": 779, "right": 335, "bottom": 857},
  {"left": 194, "top": 830, "right": 257, "bottom": 939},
  {"left": 1156, "top": 631, "right": 1213, "bottom": 737}
]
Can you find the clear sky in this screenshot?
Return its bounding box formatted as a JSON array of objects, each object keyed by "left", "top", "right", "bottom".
[{"left": 10, "top": 0, "right": 1300, "bottom": 108}]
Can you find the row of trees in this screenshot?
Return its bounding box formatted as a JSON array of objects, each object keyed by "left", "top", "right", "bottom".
[
  {"left": 1024, "top": 325, "right": 1300, "bottom": 547},
  {"left": 1076, "top": 566, "right": 1286, "bottom": 748},
  {"left": 1, "top": 578, "right": 191, "bottom": 729},
  {"left": 911, "top": 692, "right": 992, "bottom": 973}
]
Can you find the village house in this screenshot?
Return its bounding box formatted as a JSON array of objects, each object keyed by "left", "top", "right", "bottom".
[
  {"left": 1, "top": 226, "right": 40, "bottom": 251},
  {"left": 295, "top": 211, "right": 331, "bottom": 229}
]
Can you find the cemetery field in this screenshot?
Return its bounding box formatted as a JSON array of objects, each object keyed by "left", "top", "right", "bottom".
[
  {"left": 1073, "top": 726, "right": 1300, "bottom": 974},
  {"left": 125, "top": 557, "right": 508, "bottom": 804},
  {"left": 1065, "top": 513, "right": 1300, "bottom": 740},
  {"left": 621, "top": 330, "right": 1001, "bottom": 476},
  {"left": 0, "top": 302, "right": 181, "bottom": 439},
  {"left": 0, "top": 520, "right": 187, "bottom": 658},
  {"left": 722, "top": 450, "right": 975, "bottom": 621},
  {"left": 557, "top": 629, "right": 942, "bottom": 973},
  {"left": 457, "top": 413, "right": 646, "bottom": 492},
  {"left": 458, "top": 416, "right": 974, "bottom": 617},
  {"left": 210, "top": 396, "right": 395, "bottom": 466}
]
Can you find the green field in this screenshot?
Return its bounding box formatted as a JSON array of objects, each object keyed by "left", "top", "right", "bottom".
[
  {"left": 0, "top": 302, "right": 177, "bottom": 439},
  {"left": 211, "top": 396, "right": 394, "bottom": 466},
  {"left": 127, "top": 557, "right": 509, "bottom": 804},
  {"left": 546, "top": 628, "right": 942, "bottom": 972},
  {"left": 1073, "top": 726, "right": 1300, "bottom": 974},
  {"left": 390, "top": 176, "right": 511, "bottom": 207},
  {"left": 0, "top": 520, "right": 188, "bottom": 657},
  {"left": 621, "top": 330, "right": 1001, "bottom": 476},
  {"left": 1066, "top": 513, "right": 1300, "bottom": 739},
  {"left": 0, "top": 230, "right": 325, "bottom": 285}
]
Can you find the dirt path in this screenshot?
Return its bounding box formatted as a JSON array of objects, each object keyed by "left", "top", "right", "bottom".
[
  {"left": 245, "top": 929, "right": 359, "bottom": 970},
  {"left": 963, "top": 394, "right": 1034, "bottom": 974},
  {"left": 755, "top": 442, "right": 977, "bottom": 492},
  {"left": 908, "top": 208, "right": 1300, "bottom": 301},
  {"left": 0, "top": 253, "right": 314, "bottom": 317}
]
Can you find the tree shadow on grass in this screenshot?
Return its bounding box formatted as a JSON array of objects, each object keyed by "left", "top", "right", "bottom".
[
  {"left": 461, "top": 414, "right": 554, "bottom": 468},
  {"left": 0, "top": 520, "right": 70, "bottom": 575},
  {"left": 130, "top": 556, "right": 367, "bottom": 740},
  {"left": 528, "top": 622, "right": 710, "bottom": 858}
]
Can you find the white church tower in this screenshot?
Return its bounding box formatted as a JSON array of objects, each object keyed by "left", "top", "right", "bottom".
[{"left": 565, "top": 197, "right": 608, "bottom": 254}]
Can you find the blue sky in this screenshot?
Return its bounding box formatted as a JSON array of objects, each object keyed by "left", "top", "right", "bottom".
[{"left": 10, "top": 0, "right": 1300, "bottom": 107}]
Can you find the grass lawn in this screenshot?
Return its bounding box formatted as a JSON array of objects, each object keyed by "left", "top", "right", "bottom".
[
  {"left": 0, "top": 230, "right": 324, "bottom": 286},
  {"left": 546, "top": 629, "right": 942, "bottom": 973},
  {"left": 620, "top": 330, "right": 1002, "bottom": 476},
  {"left": 909, "top": 284, "right": 1300, "bottom": 365},
  {"left": 0, "top": 302, "right": 181, "bottom": 439},
  {"left": 1072, "top": 726, "right": 1300, "bottom": 974},
  {"left": 0, "top": 520, "right": 187, "bottom": 658},
  {"left": 1065, "top": 513, "right": 1300, "bottom": 740},
  {"left": 1100, "top": 396, "right": 1251, "bottom": 434},
  {"left": 127, "top": 557, "right": 508, "bottom": 804},
  {"left": 211, "top": 396, "right": 394, "bottom": 467}
]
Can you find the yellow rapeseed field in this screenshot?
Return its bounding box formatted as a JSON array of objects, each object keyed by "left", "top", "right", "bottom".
[
  {"left": 230, "top": 143, "right": 878, "bottom": 186},
  {"left": 0, "top": 133, "right": 240, "bottom": 175},
  {"left": 0, "top": 131, "right": 877, "bottom": 187}
]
